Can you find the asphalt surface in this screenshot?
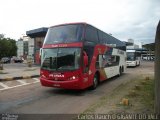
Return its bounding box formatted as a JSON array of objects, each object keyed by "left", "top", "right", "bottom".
[{"left": 0, "top": 61, "right": 154, "bottom": 115}]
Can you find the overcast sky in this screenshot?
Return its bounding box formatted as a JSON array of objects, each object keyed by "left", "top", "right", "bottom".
[{"left": 0, "top": 0, "right": 159, "bottom": 44}]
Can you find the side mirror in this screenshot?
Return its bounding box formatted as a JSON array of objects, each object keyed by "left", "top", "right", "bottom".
[{"left": 83, "top": 51, "right": 88, "bottom": 67}]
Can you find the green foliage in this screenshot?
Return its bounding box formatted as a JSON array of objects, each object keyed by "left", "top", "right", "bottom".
[
  {"left": 0, "top": 36, "right": 17, "bottom": 59},
  {"left": 143, "top": 43, "right": 155, "bottom": 51},
  {"left": 140, "top": 79, "right": 154, "bottom": 109},
  {"left": 126, "top": 78, "right": 154, "bottom": 111}
]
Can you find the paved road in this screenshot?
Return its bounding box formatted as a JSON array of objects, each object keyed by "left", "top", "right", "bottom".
[{"left": 0, "top": 61, "right": 154, "bottom": 114}]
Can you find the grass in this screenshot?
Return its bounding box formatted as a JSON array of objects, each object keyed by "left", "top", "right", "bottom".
[
  {"left": 82, "top": 83, "right": 129, "bottom": 114},
  {"left": 82, "top": 97, "right": 110, "bottom": 114},
  {"left": 121, "top": 77, "right": 154, "bottom": 112},
  {"left": 82, "top": 83, "right": 127, "bottom": 114},
  {"left": 82, "top": 76, "right": 154, "bottom": 114},
  {"left": 138, "top": 78, "right": 154, "bottom": 109}
]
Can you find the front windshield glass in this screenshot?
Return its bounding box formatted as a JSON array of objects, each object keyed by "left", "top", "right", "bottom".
[
  {"left": 41, "top": 48, "right": 81, "bottom": 71},
  {"left": 127, "top": 52, "right": 135, "bottom": 61},
  {"left": 44, "top": 24, "right": 84, "bottom": 44}
]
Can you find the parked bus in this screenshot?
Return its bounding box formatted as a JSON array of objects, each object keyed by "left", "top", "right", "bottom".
[
  {"left": 126, "top": 49, "right": 141, "bottom": 67},
  {"left": 40, "top": 23, "right": 126, "bottom": 90}
]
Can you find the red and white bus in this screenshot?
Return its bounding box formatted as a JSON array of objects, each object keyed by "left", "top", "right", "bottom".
[{"left": 40, "top": 23, "right": 126, "bottom": 90}]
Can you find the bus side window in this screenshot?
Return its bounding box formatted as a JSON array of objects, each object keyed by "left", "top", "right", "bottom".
[
  {"left": 85, "top": 25, "right": 98, "bottom": 43},
  {"left": 111, "top": 56, "right": 120, "bottom": 66},
  {"left": 102, "top": 55, "right": 112, "bottom": 67}
]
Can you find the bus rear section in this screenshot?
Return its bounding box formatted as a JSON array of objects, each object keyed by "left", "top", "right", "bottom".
[
  {"left": 94, "top": 47, "right": 126, "bottom": 79},
  {"left": 126, "top": 50, "right": 141, "bottom": 67}
]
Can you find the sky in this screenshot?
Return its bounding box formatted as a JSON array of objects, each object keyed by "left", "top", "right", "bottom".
[{"left": 0, "top": 0, "right": 160, "bottom": 44}]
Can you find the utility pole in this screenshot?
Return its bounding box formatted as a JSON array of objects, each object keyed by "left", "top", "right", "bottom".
[{"left": 155, "top": 20, "right": 160, "bottom": 115}]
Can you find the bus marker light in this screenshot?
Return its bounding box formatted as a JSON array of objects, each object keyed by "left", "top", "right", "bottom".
[{"left": 68, "top": 76, "right": 78, "bottom": 80}]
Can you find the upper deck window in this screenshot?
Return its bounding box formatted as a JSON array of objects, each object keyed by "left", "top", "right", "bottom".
[
  {"left": 85, "top": 25, "right": 98, "bottom": 43},
  {"left": 44, "top": 24, "right": 84, "bottom": 44}
]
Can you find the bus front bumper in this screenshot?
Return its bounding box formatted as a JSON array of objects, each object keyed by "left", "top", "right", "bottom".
[
  {"left": 40, "top": 77, "right": 85, "bottom": 89},
  {"left": 126, "top": 61, "right": 136, "bottom": 67}
]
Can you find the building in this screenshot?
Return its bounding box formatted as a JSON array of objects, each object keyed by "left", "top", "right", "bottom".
[
  {"left": 126, "top": 39, "right": 140, "bottom": 49},
  {"left": 142, "top": 43, "right": 155, "bottom": 60},
  {"left": 16, "top": 39, "right": 23, "bottom": 57},
  {"left": 23, "top": 36, "right": 29, "bottom": 59},
  {"left": 28, "top": 38, "right": 34, "bottom": 56},
  {"left": 26, "top": 27, "right": 48, "bottom": 64},
  {"left": 16, "top": 36, "right": 29, "bottom": 59}
]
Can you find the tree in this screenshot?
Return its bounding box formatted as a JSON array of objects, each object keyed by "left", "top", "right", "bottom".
[
  {"left": 155, "top": 20, "right": 160, "bottom": 115},
  {"left": 0, "top": 36, "right": 17, "bottom": 59}
]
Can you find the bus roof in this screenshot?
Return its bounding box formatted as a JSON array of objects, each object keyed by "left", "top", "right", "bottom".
[
  {"left": 50, "top": 22, "right": 87, "bottom": 28},
  {"left": 126, "top": 50, "right": 136, "bottom": 52},
  {"left": 49, "top": 22, "right": 126, "bottom": 50}
]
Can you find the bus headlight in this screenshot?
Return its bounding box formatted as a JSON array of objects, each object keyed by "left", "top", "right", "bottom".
[{"left": 68, "top": 76, "right": 79, "bottom": 80}]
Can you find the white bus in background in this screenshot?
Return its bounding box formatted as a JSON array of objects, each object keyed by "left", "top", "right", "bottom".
[{"left": 126, "top": 49, "right": 141, "bottom": 67}]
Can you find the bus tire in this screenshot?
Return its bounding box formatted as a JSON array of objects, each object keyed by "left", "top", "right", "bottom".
[
  {"left": 90, "top": 74, "right": 98, "bottom": 90},
  {"left": 118, "top": 67, "right": 122, "bottom": 76},
  {"left": 122, "top": 66, "right": 124, "bottom": 73}
]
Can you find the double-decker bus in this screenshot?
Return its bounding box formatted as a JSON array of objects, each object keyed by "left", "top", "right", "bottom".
[
  {"left": 40, "top": 23, "right": 126, "bottom": 90},
  {"left": 126, "top": 49, "right": 141, "bottom": 67}
]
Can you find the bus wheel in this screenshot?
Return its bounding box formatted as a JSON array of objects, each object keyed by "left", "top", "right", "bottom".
[
  {"left": 119, "top": 67, "right": 122, "bottom": 76},
  {"left": 122, "top": 66, "right": 124, "bottom": 73},
  {"left": 90, "top": 74, "right": 98, "bottom": 90}
]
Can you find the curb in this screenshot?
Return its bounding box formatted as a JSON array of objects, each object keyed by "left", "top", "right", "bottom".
[{"left": 0, "top": 75, "right": 40, "bottom": 82}]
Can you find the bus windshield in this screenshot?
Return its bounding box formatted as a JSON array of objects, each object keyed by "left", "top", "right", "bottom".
[
  {"left": 44, "top": 24, "right": 84, "bottom": 44},
  {"left": 127, "top": 52, "right": 135, "bottom": 61},
  {"left": 41, "top": 48, "right": 81, "bottom": 71}
]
